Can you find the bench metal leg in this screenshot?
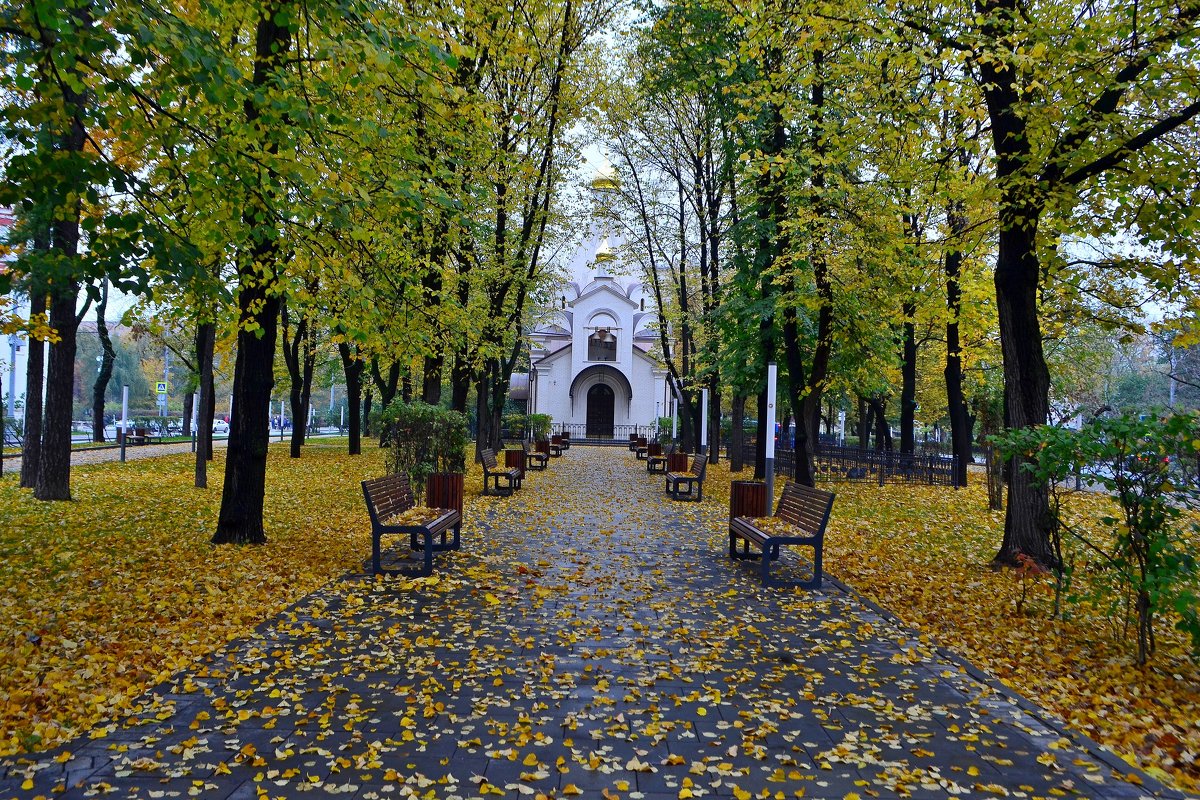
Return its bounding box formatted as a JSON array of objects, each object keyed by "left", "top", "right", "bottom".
[
  {"left": 375, "top": 530, "right": 434, "bottom": 577},
  {"left": 729, "top": 531, "right": 759, "bottom": 560},
  {"left": 417, "top": 521, "right": 461, "bottom": 552}
]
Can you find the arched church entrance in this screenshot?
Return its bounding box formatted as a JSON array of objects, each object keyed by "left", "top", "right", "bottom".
[{"left": 586, "top": 383, "right": 615, "bottom": 438}]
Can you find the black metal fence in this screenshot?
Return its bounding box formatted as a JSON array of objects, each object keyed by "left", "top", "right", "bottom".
[
  {"left": 553, "top": 422, "right": 658, "bottom": 445},
  {"left": 739, "top": 442, "right": 960, "bottom": 487}
]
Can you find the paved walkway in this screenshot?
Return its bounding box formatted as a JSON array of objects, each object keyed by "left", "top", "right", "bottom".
[{"left": 1, "top": 448, "right": 1187, "bottom": 799}]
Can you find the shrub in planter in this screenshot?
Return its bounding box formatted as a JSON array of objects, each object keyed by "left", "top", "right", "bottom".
[
  {"left": 431, "top": 409, "right": 469, "bottom": 474},
  {"left": 528, "top": 413, "right": 552, "bottom": 442},
  {"left": 382, "top": 400, "right": 439, "bottom": 504},
  {"left": 501, "top": 412, "right": 528, "bottom": 440}
]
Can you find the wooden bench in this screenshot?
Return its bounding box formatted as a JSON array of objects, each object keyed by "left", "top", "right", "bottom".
[
  {"left": 729, "top": 481, "right": 835, "bottom": 588},
  {"left": 361, "top": 473, "right": 462, "bottom": 577},
  {"left": 647, "top": 442, "right": 671, "bottom": 473},
  {"left": 549, "top": 434, "right": 564, "bottom": 457},
  {"left": 665, "top": 453, "right": 707, "bottom": 501},
  {"left": 481, "top": 448, "right": 522, "bottom": 496},
  {"left": 120, "top": 427, "right": 161, "bottom": 446},
  {"left": 525, "top": 441, "right": 549, "bottom": 470}
]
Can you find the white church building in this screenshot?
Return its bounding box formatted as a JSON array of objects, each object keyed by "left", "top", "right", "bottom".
[{"left": 512, "top": 162, "right": 670, "bottom": 439}]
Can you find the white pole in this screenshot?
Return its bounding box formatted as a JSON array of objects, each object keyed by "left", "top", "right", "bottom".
[
  {"left": 766, "top": 363, "right": 777, "bottom": 507},
  {"left": 120, "top": 385, "right": 129, "bottom": 462},
  {"left": 671, "top": 396, "right": 677, "bottom": 441},
  {"left": 700, "top": 388, "right": 709, "bottom": 455},
  {"left": 161, "top": 348, "right": 170, "bottom": 416},
  {"left": 6, "top": 335, "right": 17, "bottom": 418},
  {"left": 280, "top": 400, "right": 286, "bottom": 441}
]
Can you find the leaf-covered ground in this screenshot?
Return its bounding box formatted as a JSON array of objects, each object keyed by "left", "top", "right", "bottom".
[
  {"left": 816, "top": 477, "right": 1200, "bottom": 795},
  {"left": 0, "top": 443, "right": 374, "bottom": 757},
  {"left": 0, "top": 444, "right": 1195, "bottom": 798}
]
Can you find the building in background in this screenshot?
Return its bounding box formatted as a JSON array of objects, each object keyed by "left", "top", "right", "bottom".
[
  {"left": 0, "top": 205, "right": 30, "bottom": 426},
  {"left": 512, "top": 161, "right": 670, "bottom": 439}
]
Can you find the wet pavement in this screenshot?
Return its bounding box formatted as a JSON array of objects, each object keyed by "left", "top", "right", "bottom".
[{"left": 0, "top": 447, "right": 1187, "bottom": 799}]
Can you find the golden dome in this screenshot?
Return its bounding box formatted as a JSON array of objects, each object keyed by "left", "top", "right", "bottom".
[
  {"left": 594, "top": 237, "right": 615, "bottom": 263},
  {"left": 590, "top": 157, "right": 620, "bottom": 192}
]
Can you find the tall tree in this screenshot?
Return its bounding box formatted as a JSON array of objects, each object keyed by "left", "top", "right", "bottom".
[
  {"left": 212, "top": 0, "right": 294, "bottom": 544},
  {"left": 895, "top": 0, "right": 1200, "bottom": 565}
]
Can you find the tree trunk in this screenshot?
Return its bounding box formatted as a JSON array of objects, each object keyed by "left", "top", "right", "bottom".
[
  {"left": 472, "top": 363, "right": 505, "bottom": 462},
  {"left": 195, "top": 322, "right": 215, "bottom": 487},
  {"left": 213, "top": 287, "right": 281, "bottom": 543},
  {"left": 708, "top": 376, "right": 720, "bottom": 463},
  {"left": 944, "top": 232, "right": 973, "bottom": 488},
  {"left": 730, "top": 394, "right": 746, "bottom": 472},
  {"left": 35, "top": 286, "right": 80, "bottom": 501},
  {"left": 754, "top": 388, "right": 767, "bottom": 479},
  {"left": 992, "top": 221, "right": 1054, "bottom": 566},
  {"left": 900, "top": 303, "right": 917, "bottom": 456},
  {"left": 280, "top": 298, "right": 312, "bottom": 459},
  {"left": 869, "top": 397, "right": 892, "bottom": 451},
  {"left": 339, "top": 342, "right": 363, "bottom": 456},
  {"left": 212, "top": 1, "right": 292, "bottom": 545},
  {"left": 864, "top": 393, "right": 873, "bottom": 450},
  {"left": 300, "top": 337, "right": 314, "bottom": 446},
  {"left": 422, "top": 354, "right": 443, "bottom": 405},
  {"left": 371, "top": 358, "right": 401, "bottom": 416},
  {"left": 682, "top": 389, "right": 699, "bottom": 454},
  {"left": 288, "top": 375, "right": 304, "bottom": 457},
  {"left": 474, "top": 374, "right": 487, "bottom": 463},
  {"left": 20, "top": 294, "right": 47, "bottom": 490},
  {"left": 91, "top": 281, "right": 114, "bottom": 442},
  {"left": 450, "top": 353, "right": 470, "bottom": 414},
  {"left": 362, "top": 388, "right": 373, "bottom": 439},
  {"left": 183, "top": 392, "right": 193, "bottom": 442}
]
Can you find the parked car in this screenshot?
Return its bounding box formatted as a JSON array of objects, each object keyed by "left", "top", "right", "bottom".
[{"left": 213, "top": 419, "right": 230, "bottom": 434}]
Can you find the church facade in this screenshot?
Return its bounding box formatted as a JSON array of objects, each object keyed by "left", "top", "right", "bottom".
[{"left": 512, "top": 163, "right": 670, "bottom": 439}]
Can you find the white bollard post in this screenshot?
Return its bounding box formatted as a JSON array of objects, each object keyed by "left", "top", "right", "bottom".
[
  {"left": 766, "top": 364, "right": 777, "bottom": 509},
  {"left": 700, "top": 388, "right": 709, "bottom": 456},
  {"left": 120, "top": 385, "right": 129, "bottom": 463}
]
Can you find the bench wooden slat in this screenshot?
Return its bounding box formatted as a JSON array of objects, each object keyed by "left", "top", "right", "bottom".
[
  {"left": 665, "top": 452, "right": 707, "bottom": 501},
  {"left": 480, "top": 448, "right": 522, "bottom": 496},
  {"left": 363, "top": 473, "right": 462, "bottom": 577},
  {"left": 728, "top": 481, "right": 835, "bottom": 588},
  {"left": 524, "top": 442, "right": 549, "bottom": 470}
]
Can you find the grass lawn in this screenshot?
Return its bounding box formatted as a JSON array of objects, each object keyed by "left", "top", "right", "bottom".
[{"left": 0, "top": 443, "right": 1195, "bottom": 793}]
